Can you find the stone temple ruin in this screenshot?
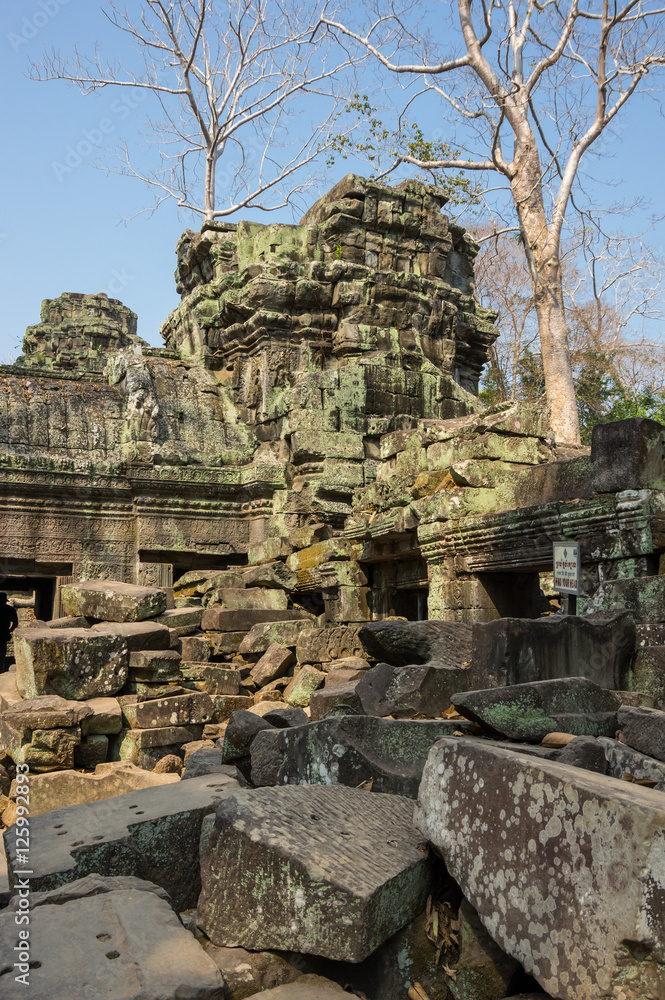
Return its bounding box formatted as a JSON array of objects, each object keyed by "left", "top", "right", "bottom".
[{"left": 1, "top": 175, "right": 665, "bottom": 999}]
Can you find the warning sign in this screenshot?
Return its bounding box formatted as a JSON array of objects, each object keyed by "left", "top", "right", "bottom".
[{"left": 553, "top": 541, "right": 580, "bottom": 594}]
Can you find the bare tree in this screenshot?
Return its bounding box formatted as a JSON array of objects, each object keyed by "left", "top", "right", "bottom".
[
  {"left": 474, "top": 222, "right": 665, "bottom": 420},
  {"left": 321, "top": 1, "right": 665, "bottom": 443},
  {"left": 33, "top": 0, "right": 360, "bottom": 222}
]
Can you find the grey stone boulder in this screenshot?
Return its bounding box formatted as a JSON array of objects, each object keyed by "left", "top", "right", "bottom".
[
  {"left": 471, "top": 611, "right": 635, "bottom": 690},
  {"left": 555, "top": 735, "right": 608, "bottom": 774},
  {"left": 262, "top": 706, "right": 309, "bottom": 728},
  {"left": 599, "top": 736, "right": 665, "bottom": 790},
  {"left": 309, "top": 681, "right": 364, "bottom": 720},
  {"left": 249, "top": 715, "right": 465, "bottom": 796},
  {"left": 61, "top": 580, "right": 167, "bottom": 622},
  {"left": 617, "top": 704, "right": 665, "bottom": 762},
  {"left": 452, "top": 677, "right": 620, "bottom": 742},
  {"left": 414, "top": 738, "right": 665, "bottom": 1000},
  {"left": 3, "top": 772, "right": 240, "bottom": 910},
  {"left": 13, "top": 628, "right": 129, "bottom": 701},
  {"left": 0, "top": 880, "right": 224, "bottom": 1000},
  {"left": 357, "top": 661, "right": 471, "bottom": 718},
  {"left": 182, "top": 749, "right": 245, "bottom": 783},
  {"left": 359, "top": 619, "right": 472, "bottom": 668},
  {"left": 220, "top": 710, "right": 276, "bottom": 762},
  {"left": 197, "top": 784, "right": 433, "bottom": 961}
]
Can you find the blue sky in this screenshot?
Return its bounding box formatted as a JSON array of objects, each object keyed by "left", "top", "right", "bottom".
[{"left": 2, "top": 0, "right": 665, "bottom": 364}]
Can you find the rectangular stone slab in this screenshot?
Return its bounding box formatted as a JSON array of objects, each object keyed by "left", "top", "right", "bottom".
[
  {"left": 0, "top": 884, "right": 225, "bottom": 999},
  {"left": 180, "top": 663, "right": 240, "bottom": 694},
  {"left": 202, "top": 608, "right": 311, "bottom": 632},
  {"left": 3, "top": 773, "right": 239, "bottom": 910},
  {"left": 13, "top": 628, "right": 129, "bottom": 701},
  {"left": 414, "top": 738, "right": 665, "bottom": 1000},
  {"left": 197, "top": 784, "right": 432, "bottom": 962},
  {"left": 61, "top": 580, "right": 167, "bottom": 622},
  {"left": 91, "top": 620, "right": 171, "bottom": 650},
  {"left": 122, "top": 692, "right": 214, "bottom": 729}
]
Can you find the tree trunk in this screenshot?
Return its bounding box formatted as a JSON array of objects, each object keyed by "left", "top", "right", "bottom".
[
  {"left": 203, "top": 155, "right": 215, "bottom": 223},
  {"left": 510, "top": 137, "right": 582, "bottom": 446},
  {"left": 532, "top": 252, "right": 581, "bottom": 445}
]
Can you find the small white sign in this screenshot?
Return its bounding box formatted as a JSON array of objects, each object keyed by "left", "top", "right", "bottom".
[{"left": 553, "top": 541, "right": 581, "bottom": 594}]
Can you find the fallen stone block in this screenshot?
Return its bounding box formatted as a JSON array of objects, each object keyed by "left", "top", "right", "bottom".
[
  {"left": 180, "top": 634, "right": 212, "bottom": 661},
  {"left": 121, "top": 691, "right": 214, "bottom": 729},
  {"left": 112, "top": 724, "right": 204, "bottom": 769},
  {"left": 81, "top": 696, "right": 122, "bottom": 735},
  {"left": 8, "top": 760, "right": 179, "bottom": 816},
  {"left": 47, "top": 615, "right": 91, "bottom": 629},
  {"left": 617, "top": 704, "right": 665, "bottom": 762},
  {"left": 414, "top": 738, "right": 665, "bottom": 1000},
  {"left": 309, "top": 681, "right": 363, "bottom": 720},
  {"left": 61, "top": 580, "right": 167, "bottom": 622},
  {"left": 13, "top": 726, "right": 81, "bottom": 772},
  {"left": 4, "top": 772, "right": 240, "bottom": 909},
  {"left": 216, "top": 587, "right": 289, "bottom": 611},
  {"left": 359, "top": 619, "right": 472, "bottom": 669},
  {"left": 262, "top": 706, "right": 309, "bottom": 728},
  {"left": 629, "top": 646, "right": 665, "bottom": 708},
  {"left": 128, "top": 648, "right": 182, "bottom": 677},
  {"left": 239, "top": 619, "right": 319, "bottom": 654},
  {"left": 197, "top": 784, "right": 433, "bottom": 961},
  {"left": 210, "top": 694, "right": 254, "bottom": 722},
  {"left": 242, "top": 561, "right": 298, "bottom": 591},
  {"left": 221, "top": 710, "right": 276, "bottom": 762},
  {"left": 0, "top": 673, "right": 21, "bottom": 712},
  {"left": 591, "top": 416, "right": 665, "bottom": 492},
  {"left": 250, "top": 716, "right": 465, "bottom": 796},
  {"left": 452, "top": 677, "right": 620, "bottom": 742},
  {"left": 206, "top": 630, "right": 249, "bottom": 656},
  {"left": 554, "top": 735, "right": 608, "bottom": 774},
  {"left": 202, "top": 608, "right": 311, "bottom": 632},
  {"left": 250, "top": 642, "right": 296, "bottom": 687},
  {"left": 296, "top": 625, "right": 366, "bottom": 664},
  {"left": 91, "top": 619, "right": 171, "bottom": 649},
  {"left": 152, "top": 607, "right": 204, "bottom": 629},
  {"left": 357, "top": 661, "right": 468, "bottom": 718},
  {"left": 180, "top": 662, "right": 241, "bottom": 694},
  {"left": 0, "top": 877, "right": 225, "bottom": 1000},
  {"left": 182, "top": 749, "right": 242, "bottom": 782},
  {"left": 202, "top": 943, "right": 302, "bottom": 999},
  {"left": 472, "top": 611, "right": 635, "bottom": 691},
  {"left": 284, "top": 665, "right": 325, "bottom": 706},
  {"left": 75, "top": 733, "right": 109, "bottom": 768},
  {"left": 599, "top": 736, "right": 665, "bottom": 790},
  {"left": 0, "top": 694, "right": 93, "bottom": 730},
  {"left": 14, "top": 627, "right": 129, "bottom": 701},
  {"left": 199, "top": 571, "right": 245, "bottom": 594}
]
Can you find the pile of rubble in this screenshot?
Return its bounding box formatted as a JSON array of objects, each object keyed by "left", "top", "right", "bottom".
[{"left": 1, "top": 578, "right": 665, "bottom": 999}]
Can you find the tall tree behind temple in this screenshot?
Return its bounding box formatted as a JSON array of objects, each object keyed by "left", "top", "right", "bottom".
[{"left": 322, "top": 1, "right": 665, "bottom": 445}]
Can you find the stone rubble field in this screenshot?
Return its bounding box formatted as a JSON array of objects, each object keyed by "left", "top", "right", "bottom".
[{"left": 0, "top": 578, "right": 664, "bottom": 999}]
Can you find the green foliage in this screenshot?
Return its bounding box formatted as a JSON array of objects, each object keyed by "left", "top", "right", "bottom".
[
  {"left": 478, "top": 362, "right": 505, "bottom": 406},
  {"left": 516, "top": 347, "right": 546, "bottom": 400},
  {"left": 327, "top": 94, "right": 481, "bottom": 207},
  {"left": 481, "top": 343, "right": 665, "bottom": 442}
]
